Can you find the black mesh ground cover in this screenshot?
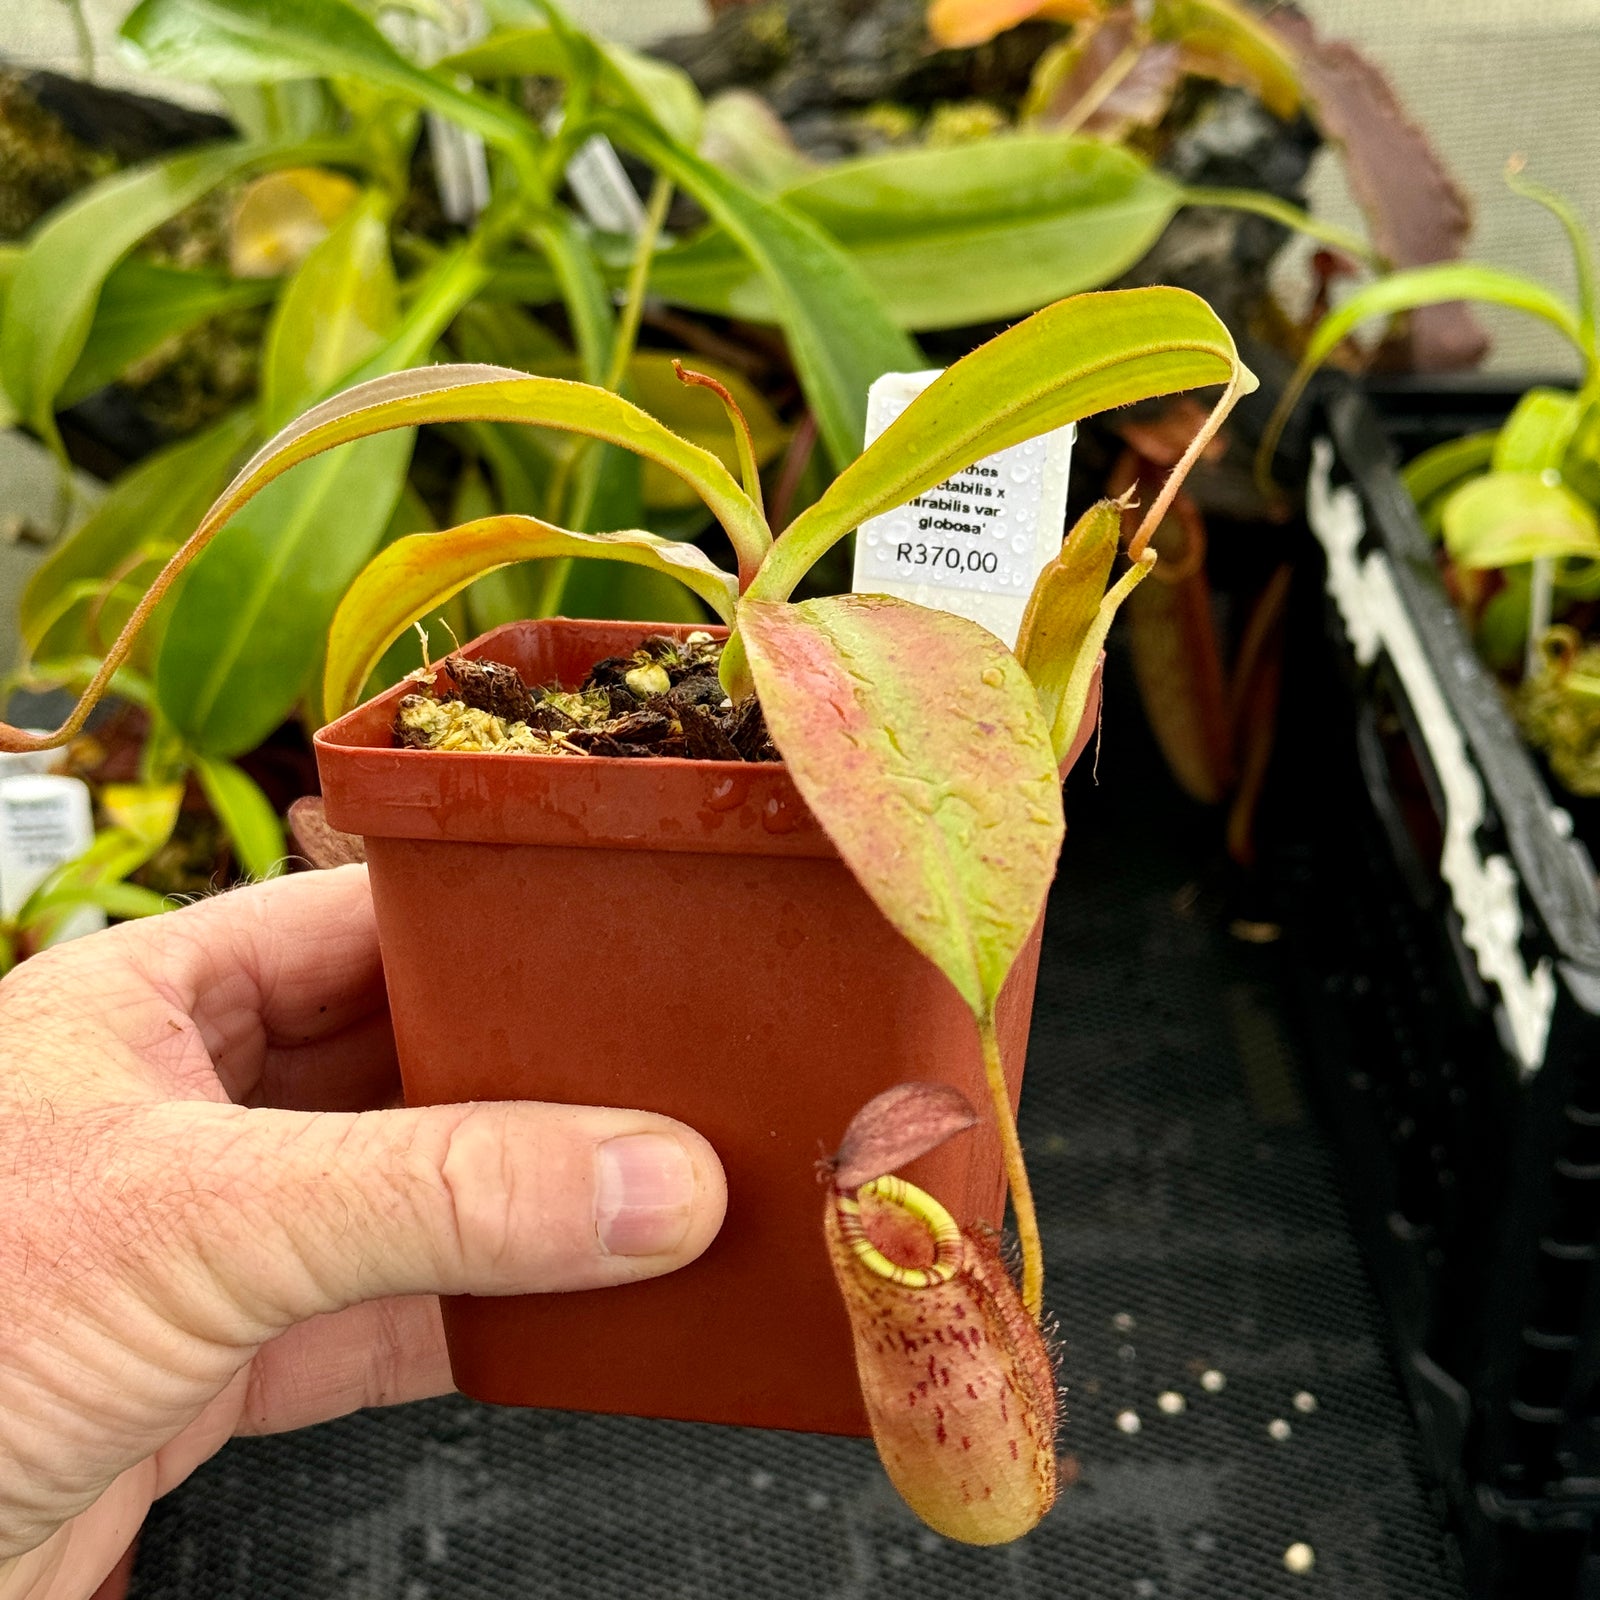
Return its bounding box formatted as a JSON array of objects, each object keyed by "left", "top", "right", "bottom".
[{"left": 128, "top": 665, "right": 1463, "bottom": 1600}]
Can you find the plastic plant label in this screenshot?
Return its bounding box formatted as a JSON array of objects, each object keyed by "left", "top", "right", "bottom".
[
  {"left": 0, "top": 772, "right": 102, "bottom": 939},
  {"left": 852, "top": 370, "right": 1075, "bottom": 647}
]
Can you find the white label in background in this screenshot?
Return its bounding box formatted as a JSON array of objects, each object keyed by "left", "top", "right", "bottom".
[
  {"left": 0, "top": 775, "right": 102, "bottom": 940},
  {"left": 564, "top": 134, "right": 648, "bottom": 236},
  {"left": 852, "top": 370, "right": 1076, "bottom": 647}
]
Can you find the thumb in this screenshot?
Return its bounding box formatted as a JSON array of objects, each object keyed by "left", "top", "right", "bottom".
[{"left": 143, "top": 1100, "right": 727, "bottom": 1335}]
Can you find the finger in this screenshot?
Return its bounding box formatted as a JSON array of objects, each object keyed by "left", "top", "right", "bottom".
[
  {"left": 117, "top": 865, "right": 388, "bottom": 1102},
  {"left": 134, "top": 1100, "right": 728, "bottom": 1337},
  {"left": 243, "top": 1005, "right": 401, "bottom": 1114},
  {"left": 235, "top": 1296, "right": 452, "bottom": 1436},
  {"left": 1, "top": 866, "right": 390, "bottom": 1110}
]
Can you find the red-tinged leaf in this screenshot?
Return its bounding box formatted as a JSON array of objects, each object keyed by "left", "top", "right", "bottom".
[
  {"left": 1264, "top": 9, "right": 1483, "bottom": 370},
  {"left": 825, "top": 1173, "right": 1058, "bottom": 1544},
  {"left": 830, "top": 1083, "right": 979, "bottom": 1190},
  {"left": 1115, "top": 458, "right": 1234, "bottom": 804},
  {"left": 287, "top": 796, "right": 366, "bottom": 869},
  {"left": 739, "top": 594, "right": 1064, "bottom": 1018},
  {"left": 1017, "top": 499, "right": 1148, "bottom": 765},
  {"left": 1062, "top": 655, "right": 1103, "bottom": 778},
  {"left": 0, "top": 364, "right": 767, "bottom": 753},
  {"left": 324, "top": 516, "right": 738, "bottom": 718},
  {"left": 1026, "top": 15, "right": 1182, "bottom": 138}
]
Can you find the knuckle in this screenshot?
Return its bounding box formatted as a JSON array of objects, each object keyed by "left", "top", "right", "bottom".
[{"left": 434, "top": 1107, "right": 525, "bottom": 1283}]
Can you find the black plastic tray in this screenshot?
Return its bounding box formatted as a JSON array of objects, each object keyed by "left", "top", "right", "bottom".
[{"left": 1277, "top": 377, "right": 1600, "bottom": 1597}]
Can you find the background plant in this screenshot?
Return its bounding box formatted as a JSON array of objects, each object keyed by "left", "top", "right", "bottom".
[
  {"left": 1, "top": 0, "right": 1370, "bottom": 923},
  {"left": 1264, "top": 168, "right": 1600, "bottom": 796}
]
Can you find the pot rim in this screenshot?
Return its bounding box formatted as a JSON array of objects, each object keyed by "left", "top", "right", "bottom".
[{"left": 313, "top": 617, "right": 835, "bottom": 857}]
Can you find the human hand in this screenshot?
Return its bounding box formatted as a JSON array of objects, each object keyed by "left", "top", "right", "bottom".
[{"left": 0, "top": 866, "right": 726, "bottom": 1598}]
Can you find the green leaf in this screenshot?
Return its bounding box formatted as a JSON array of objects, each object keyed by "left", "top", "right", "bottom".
[
  {"left": 62, "top": 258, "right": 278, "bottom": 407},
  {"left": 324, "top": 515, "right": 739, "bottom": 715},
  {"left": 120, "top": 0, "right": 531, "bottom": 157},
  {"left": 768, "top": 135, "right": 1181, "bottom": 333},
  {"left": 184, "top": 364, "right": 768, "bottom": 573},
  {"left": 533, "top": 352, "right": 787, "bottom": 509},
  {"left": 556, "top": 558, "right": 709, "bottom": 625},
  {"left": 151, "top": 239, "right": 498, "bottom": 754},
  {"left": 1402, "top": 429, "right": 1498, "bottom": 523},
  {"left": 1505, "top": 164, "right": 1597, "bottom": 357},
  {"left": 752, "top": 286, "right": 1251, "bottom": 602},
  {"left": 526, "top": 208, "right": 614, "bottom": 386},
  {"left": 157, "top": 427, "right": 414, "bottom": 754},
  {"left": 496, "top": 136, "right": 1183, "bottom": 335},
  {"left": 1263, "top": 264, "right": 1589, "bottom": 472},
  {"left": 602, "top": 111, "right": 920, "bottom": 470},
  {"left": 1017, "top": 500, "right": 1152, "bottom": 764},
  {"left": 1442, "top": 471, "right": 1600, "bottom": 569},
  {"left": 0, "top": 140, "right": 269, "bottom": 439},
  {"left": 21, "top": 407, "right": 256, "bottom": 660},
  {"left": 1492, "top": 386, "right": 1584, "bottom": 476},
  {"left": 443, "top": 23, "right": 703, "bottom": 147},
  {"left": 28, "top": 880, "right": 174, "bottom": 926},
  {"left": 739, "top": 593, "right": 1064, "bottom": 1017},
  {"left": 14, "top": 827, "right": 156, "bottom": 936},
  {"left": 194, "top": 755, "right": 288, "bottom": 879},
  {"left": 260, "top": 188, "right": 397, "bottom": 430}
]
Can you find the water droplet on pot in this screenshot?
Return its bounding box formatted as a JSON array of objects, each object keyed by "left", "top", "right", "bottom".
[
  {"left": 705, "top": 774, "right": 750, "bottom": 814},
  {"left": 762, "top": 793, "right": 800, "bottom": 834}
]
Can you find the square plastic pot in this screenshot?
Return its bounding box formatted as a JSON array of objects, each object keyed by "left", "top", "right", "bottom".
[{"left": 314, "top": 618, "right": 1043, "bottom": 1436}]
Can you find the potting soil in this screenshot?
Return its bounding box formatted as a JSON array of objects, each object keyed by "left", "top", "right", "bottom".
[{"left": 395, "top": 634, "right": 777, "bottom": 761}]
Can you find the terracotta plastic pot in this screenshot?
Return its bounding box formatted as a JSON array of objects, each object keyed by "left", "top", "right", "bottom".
[{"left": 315, "top": 618, "right": 1044, "bottom": 1436}]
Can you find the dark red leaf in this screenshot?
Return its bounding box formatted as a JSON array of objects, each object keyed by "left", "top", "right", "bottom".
[
  {"left": 287, "top": 795, "right": 367, "bottom": 868},
  {"left": 831, "top": 1082, "right": 979, "bottom": 1190}
]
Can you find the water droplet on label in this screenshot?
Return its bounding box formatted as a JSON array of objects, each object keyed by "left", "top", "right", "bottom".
[
  {"left": 865, "top": 530, "right": 879, "bottom": 546},
  {"left": 1012, "top": 536, "right": 1030, "bottom": 554},
  {"left": 1011, "top": 465, "right": 1030, "bottom": 483}
]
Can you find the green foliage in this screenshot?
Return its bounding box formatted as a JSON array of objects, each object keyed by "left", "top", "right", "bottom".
[
  {"left": 0, "top": 139, "right": 273, "bottom": 442},
  {"left": 3, "top": 0, "right": 1302, "bottom": 920},
  {"left": 1276, "top": 175, "right": 1600, "bottom": 795}
]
